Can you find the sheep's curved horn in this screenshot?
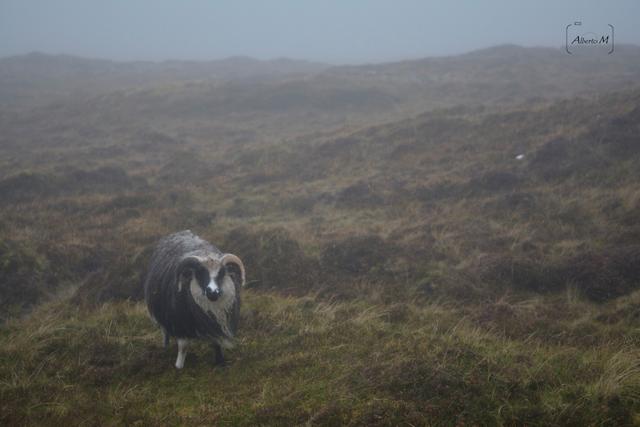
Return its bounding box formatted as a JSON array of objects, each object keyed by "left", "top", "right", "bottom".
[
  {"left": 220, "top": 253, "right": 246, "bottom": 287},
  {"left": 176, "top": 256, "right": 201, "bottom": 292}
]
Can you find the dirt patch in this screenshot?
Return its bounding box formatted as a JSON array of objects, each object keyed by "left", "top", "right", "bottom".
[
  {"left": 0, "top": 172, "right": 57, "bottom": 204},
  {"left": 468, "top": 171, "right": 523, "bottom": 193},
  {"left": 414, "top": 181, "right": 465, "bottom": 202},
  {"left": 321, "top": 234, "right": 396, "bottom": 278},
  {"left": 224, "top": 197, "right": 269, "bottom": 218},
  {"left": 559, "top": 245, "right": 640, "bottom": 302},
  {"left": 72, "top": 246, "right": 152, "bottom": 307},
  {"left": 482, "top": 191, "right": 540, "bottom": 219},
  {"left": 587, "top": 106, "right": 640, "bottom": 158},
  {"left": 95, "top": 194, "right": 156, "bottom": 213},
  {"left": 335, "top": 181, "right": 384, "bottom": 208},
  {"left": 475, "top": 253, "right": 561, "bottom": 293},
  {"left": 223, "top": 227, "right": 320, "bottom": 291},
  {"left": 280, "top": 194, "right": 322, "bottom": 214},
  {"left": 529, "top": 136, "right": 615, "bottom": 183},
  {"left": 65, "top": 166, "right": 141, "bottom": 192},
  {"left": 0, "top": 167, "right": 145, "bottom": 205},
  {"left": 0, "top": 238, "right": 53, "bottom": 316},
  {"left": 476, "top": 246, "right": 640, "bottom": 302},
  {"left": 531, "top": 138, "right": 570, "bottom": 166},
  {"left": 158, "top": 150, "right": 223, "bottom": 184}
]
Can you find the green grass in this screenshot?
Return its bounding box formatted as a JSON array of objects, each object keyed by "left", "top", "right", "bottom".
[
  {"left": 1, "top": 54, "right": 640, "bottom": 425},
  {"left": 1, "top": 290, "right": 638, "bottom": 426}
]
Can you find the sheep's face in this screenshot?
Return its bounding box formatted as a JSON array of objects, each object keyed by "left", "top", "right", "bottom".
[{"left": 178, "top": 256, "right": 227, "bottom": 302}]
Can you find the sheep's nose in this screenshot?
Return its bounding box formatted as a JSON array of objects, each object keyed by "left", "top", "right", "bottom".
[{"left": 205, "top": 287, "right": 221, "bottom": 301}]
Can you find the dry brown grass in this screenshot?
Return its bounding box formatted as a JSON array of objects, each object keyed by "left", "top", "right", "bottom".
[{"left": 1, "top": 59, "right": 640, "bottom": 424}]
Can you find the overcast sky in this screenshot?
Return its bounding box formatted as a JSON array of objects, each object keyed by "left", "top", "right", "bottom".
[{"left": 1, "top": 0, "right": 639, "bottom": 63}]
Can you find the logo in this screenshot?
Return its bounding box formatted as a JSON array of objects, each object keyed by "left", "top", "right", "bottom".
[{"left": 565, "top": 22, "right": 614, "bottom": 54}]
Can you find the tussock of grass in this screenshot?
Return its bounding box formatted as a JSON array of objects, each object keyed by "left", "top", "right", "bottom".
[
  {"left": 592, "top": 349, "right": 640, "bottom": 403},
  {"left": 1, "top": 292, "right": 638, "bottom": 425},
  {"left": 1, "top": 60, "right": 640, "bottom": 424}
]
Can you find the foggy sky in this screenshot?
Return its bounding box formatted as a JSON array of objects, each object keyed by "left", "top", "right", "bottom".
[{"left": 1, "top": 0, "right": 639, "bottom": 63}]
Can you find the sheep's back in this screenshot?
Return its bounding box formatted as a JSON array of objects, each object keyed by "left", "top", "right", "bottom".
[{"left": 144, "top": 230, "right": 226, "bottom": 339}]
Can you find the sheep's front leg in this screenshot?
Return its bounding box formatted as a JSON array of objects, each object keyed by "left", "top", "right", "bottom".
[
  {"left": 213, "top": 343, "right": 226, "bottom": 366},
  {"left": 175, "top": 338, "right": 188, "bottom": 369}
]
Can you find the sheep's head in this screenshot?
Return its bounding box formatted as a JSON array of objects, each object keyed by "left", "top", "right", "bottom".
[{"left": 177, "top": 253, "right": 246, "bottom": 301}]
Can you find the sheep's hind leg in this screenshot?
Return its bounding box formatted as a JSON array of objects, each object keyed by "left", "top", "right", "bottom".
[
  {"left": 162, "top": 328, "right": 170, "bottom": 349},
  {"left": 175, "top": 338, "right": 188, "bottom": 369},
  {"left": 213, "top": 343, "right": 226, "bottom": 366}
]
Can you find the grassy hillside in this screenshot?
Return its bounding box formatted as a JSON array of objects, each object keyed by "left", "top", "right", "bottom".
[
  {"left": 2, "top": 292, "right": 639, "bottom": 425},
  {"left": 1, "top": 46, "right": 640, "bottom": 425},
  {"left": 0, "top": 53, "right": 328, "bottom": 109}
]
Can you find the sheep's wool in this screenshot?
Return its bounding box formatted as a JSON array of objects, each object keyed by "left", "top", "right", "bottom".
[{"left": 190, "top": 274, "right": 236, "bottom": 348}]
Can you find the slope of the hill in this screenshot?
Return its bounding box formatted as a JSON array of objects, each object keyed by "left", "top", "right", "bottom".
[
  {"left": 3, "top": 45, "right": 640, "bottom": 124},
  {"left": 1, "top": 290, "right": 639, "bottom": 425},
  {"left": 0, "top": 52, "right": 328, "bottom": 108},
  {"left": 1, "top": 48, "right": 640, "bottom": 425},
  {"left": 1, "top": 89, "right": 639, "bottom": 316}
]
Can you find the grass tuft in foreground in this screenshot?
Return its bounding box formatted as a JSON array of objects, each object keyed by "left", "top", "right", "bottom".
[{"left": 1, "top": 290, "right": 638, "bottom": 426}]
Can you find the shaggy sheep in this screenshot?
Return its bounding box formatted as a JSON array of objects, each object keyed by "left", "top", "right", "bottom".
[{"left": 144, "top": 230, "right": 245, "bottom": 369}]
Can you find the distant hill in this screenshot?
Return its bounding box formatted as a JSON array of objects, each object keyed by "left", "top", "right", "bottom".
[
  {"left": 0, "top": 52, "right": 328, "bottom": 108},
  {"left": 317, "top": 44, "right": 640, "bottom": 110},
  {"left": 2, "top": 45, "right": 640, "bottom": 116}
]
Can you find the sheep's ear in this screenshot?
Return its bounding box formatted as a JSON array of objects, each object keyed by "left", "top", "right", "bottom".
[
  {"left": 176, "top": 257, "right": 200, "bottom": 292},
  {"left": 221, "top": 253, "right": 246, "bottom": 287}
]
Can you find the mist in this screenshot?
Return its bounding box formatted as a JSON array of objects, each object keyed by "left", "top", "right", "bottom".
[
  {"left": 2, "top": 2, "right": 640, "bottom": 425},
  {"left": 1, "top": 0, "right": 640, "bottom": 63}
]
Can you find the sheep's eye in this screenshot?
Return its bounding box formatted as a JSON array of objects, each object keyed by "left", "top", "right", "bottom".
[
  {"left": 181, "top": 270, "right": 192, "bottom": 280},
  {"left": 215, "top": 267, "right": 226, "bottom": 282},
  {"left": 195, "top": 269, "right": 209, "bottom": 286}
]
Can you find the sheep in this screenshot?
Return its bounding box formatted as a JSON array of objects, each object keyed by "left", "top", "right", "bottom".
[{"left": 144, "top": 230, "right": 246, "bottom": 369}]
